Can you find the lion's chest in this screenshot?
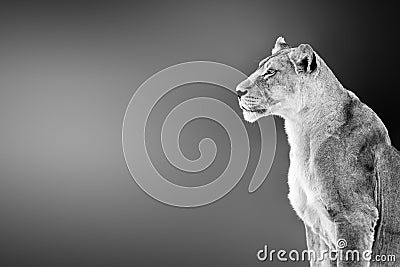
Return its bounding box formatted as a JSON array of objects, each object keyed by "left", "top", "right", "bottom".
[
  {"left": 285, "top": 121, "right": 316, "bottom": 207},
  {"left": 287, "top": 145, "right": 315, "bottom": 216},
  {"left": 285, "top": 121, "right": 335, "bottom": 246},
  {"left": 287, "top": 150, "right": 314, "bottom": 212}
]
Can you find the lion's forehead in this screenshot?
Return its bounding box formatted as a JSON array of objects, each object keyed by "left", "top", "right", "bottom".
[{"left": 258, "top": 49, "right": 291, "bottom": 69}]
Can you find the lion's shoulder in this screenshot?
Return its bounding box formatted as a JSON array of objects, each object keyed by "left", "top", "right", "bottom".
[
  {"left": 312, "top": 92, "right": 391, "bottom": 208},
  {"left": 323, "top": 90, "right": 390, "bottom": 147}
]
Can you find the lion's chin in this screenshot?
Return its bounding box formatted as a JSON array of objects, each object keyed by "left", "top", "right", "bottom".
[{"left": 242, "top": 110, "right": 268, "bottom": 123}]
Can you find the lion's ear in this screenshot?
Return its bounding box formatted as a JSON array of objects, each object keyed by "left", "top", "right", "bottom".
[
  {"left": 272, "top": 36, "right": 289, "bottom": 54},
  {"left": 289, "top": 44, "right": 318, "bottom": 75}
]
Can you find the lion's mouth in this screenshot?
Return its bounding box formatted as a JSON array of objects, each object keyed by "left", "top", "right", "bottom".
[{"left": 241, "top": 105, "right": 267, "bottom": 114}]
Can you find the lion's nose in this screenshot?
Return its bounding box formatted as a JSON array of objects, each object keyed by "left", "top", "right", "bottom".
[
  {"left": 237, "top": 89, "right": 248, "bottom": 99},
  {"left": 236, "top": 79, "right": 251, "bottom": 99}
]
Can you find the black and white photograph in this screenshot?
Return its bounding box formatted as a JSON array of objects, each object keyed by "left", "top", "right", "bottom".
[{"left": 0, "top": 1, "right": 399, "bottom": 266}]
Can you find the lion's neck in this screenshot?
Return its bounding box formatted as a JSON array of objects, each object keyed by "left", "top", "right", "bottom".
[{"left": 282, "top": 63, "right": 350, "bottom": 149}]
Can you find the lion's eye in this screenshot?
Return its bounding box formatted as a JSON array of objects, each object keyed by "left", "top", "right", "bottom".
[{"left": 263, "top": 69, "right": 276, "bottom": 77}]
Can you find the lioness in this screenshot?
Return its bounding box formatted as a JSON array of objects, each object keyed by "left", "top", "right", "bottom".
[{"left": 237, "top": 37, "right": 400, "bottom": 266}]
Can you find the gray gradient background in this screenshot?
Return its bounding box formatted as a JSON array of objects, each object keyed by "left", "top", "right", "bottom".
[{"left": 0, "top": 1, "right": 398, "bottom": 266}]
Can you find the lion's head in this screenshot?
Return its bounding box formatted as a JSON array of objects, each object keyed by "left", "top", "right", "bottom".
[{"left": 237, "top": 37, "right": 322, "bottom": 122}]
